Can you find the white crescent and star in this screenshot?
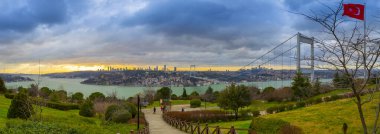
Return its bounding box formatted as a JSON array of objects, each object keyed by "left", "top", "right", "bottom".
[
  {"left": 348, "top": 7, "right": 361, "bottom": 16},
  {"left": 354, "top": 7, "right": 361, "bottom": 15}
]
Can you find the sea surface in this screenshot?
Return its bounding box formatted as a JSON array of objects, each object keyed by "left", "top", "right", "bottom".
[{"left": 5, "top": 75, "right": 331, "bottom": 98}]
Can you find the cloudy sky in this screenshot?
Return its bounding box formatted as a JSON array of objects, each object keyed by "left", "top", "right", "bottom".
[{"left": 0, "top": 0, "right": 379, "bottom": 73}]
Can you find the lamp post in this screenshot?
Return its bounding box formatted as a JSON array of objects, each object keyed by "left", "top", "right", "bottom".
[{"left": 137, "top": 95, "right": 140, "bottom": 129}]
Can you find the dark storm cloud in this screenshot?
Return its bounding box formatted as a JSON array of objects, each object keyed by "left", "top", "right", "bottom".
[
  {"left": 123, "top": 0, "right": 290, "bottom": 50},
  {"left": 1, "top": 0, "right": 379, "bottom": 68},
  {"left": 0, "top": 0, "right": 68, "bottom": 32}
]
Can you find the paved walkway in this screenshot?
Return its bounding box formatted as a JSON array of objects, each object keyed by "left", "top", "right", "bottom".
[
  {"left": 143, "top": 104, "right": 220, "bottom": 134},
  {"left": 142, "top": 108, "right": 186, "bottom": 134}
]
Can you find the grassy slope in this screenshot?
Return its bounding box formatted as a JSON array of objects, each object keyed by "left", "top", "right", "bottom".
[
  {"left": 0, "top": 96, "right": 11, "bottom": 127},
  {"left": 264, "top": 94, "right": 379, "bottom": 134},
  {"left": 208, "top": 92, "right": 380, "bottom": 134},
  {"left": 0, "top": 95, "right": 138, "bottom": 134}
]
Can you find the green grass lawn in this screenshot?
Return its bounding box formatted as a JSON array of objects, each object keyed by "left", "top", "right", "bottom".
[
  {"left": 208, "top": 92, "right": 380, "bottom": 134},
  {"left": 0, "top": 95, "right": 138, "bottom": 134},
  {"left": 264, "top": 94, "right": 380, "bottom": 134}
]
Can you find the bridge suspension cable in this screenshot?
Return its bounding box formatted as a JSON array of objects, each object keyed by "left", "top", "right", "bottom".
[{"left": 240, "top": 33, "right": 298, "bottom": 70}]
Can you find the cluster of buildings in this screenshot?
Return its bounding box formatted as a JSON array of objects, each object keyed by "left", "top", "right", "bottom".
[
  {"left": 97, "top": 65, "right": 177, "bottom": 72},
  {"left": 81, "top": 71, "right": 213, "bottom": 87}
]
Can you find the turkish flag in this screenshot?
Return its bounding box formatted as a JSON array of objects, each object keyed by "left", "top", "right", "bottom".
[{"left": 343, "top": 4, "right": 365, "bottom": 20}]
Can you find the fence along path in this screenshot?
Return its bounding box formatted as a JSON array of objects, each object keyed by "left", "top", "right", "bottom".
[
  {"left": 163, "top": 114, "right": 251, "bottom": 134},
  {"left": 142, "top": 108, "right": 186, "bottom": 134}
]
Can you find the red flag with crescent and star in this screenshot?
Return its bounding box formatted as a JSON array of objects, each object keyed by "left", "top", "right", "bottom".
[{"left": 342, "top": 4, "right": 365, "bottom": 20}]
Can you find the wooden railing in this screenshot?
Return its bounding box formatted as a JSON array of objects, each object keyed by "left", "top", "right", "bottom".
[{"left": 163, "top": 114, "right": 253, "bottom": 134}]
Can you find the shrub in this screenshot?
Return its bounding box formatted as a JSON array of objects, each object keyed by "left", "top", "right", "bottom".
[
  {"left": 171, "top": 94, "right": 178, "bottom": 100},
  {"left": 330, "top": 95, "right": 341, "bottom": 101},
  {"left": 305, "top": 99, "right": 313, "bottom": 106},
  {"left": 17, "top": 87, "right": 27, "bottom": 94},
  {"left": 250, "top": 117, "right": 291, "bottom": 133},
  {"left": 239, "top": 109, "right": 251, "bottom": 118},
  {"left": 165, "top": 110, "right": 234, "bottom": 123},
  {"left": 105, "top": 105, "right": 133, "bottom": 123},
  {"left": 30, "top": 98, "right": 79, "bottom": 110},
  {"left": 7, "top": 92, "right": 33, "bottom": 119},
  {"left": 190, "top": 91, "right": 200, "bottom": 99},
  {"left": 122, "top": 102, "right": 138, "bottom": 118},
  {"left": 285, "top": 104, "right": 294, "bottom": 111},
  {"left": 4, "top": 93, "right": 15, "bottom": 99},
  {"left": 49, "top": 90, "right": 67, "bottom": 102},
  {"left": 105, "top": 105, "right": 120, "bottom": 121},
  {"left": 89, "top": 92, "right": 105, "bottom": 101},
  {"left": 251, "top": 110, "right": 260, "bottom": 117},
  {"left": 3, "top": 120, "right": 80, "bottom": 134},
  {"left": 79, "top": 100, "right": 95, "bottom": 117},
  {"left": 313, "top": 98, "right": 323, "bottom": 104},
  {"left": 295, "top": 101, "right": 306, "bottom": 108},
  {"left": 266, "top": 107, "right": 276, "bottom": 114},
  {"left": 111, "top": 109, "right": 132, "bottom": 123},
  {"left": 71, "top": 92, "right": 84, "bottom": 103},
  {"left": 260, "top": 87, "right": 293, "bottom": 102},
  {"left": 190, "top": 99, "right": 201, "bottom": 108},
  {"left": 40, "top": 87, "right": 52, "bottom": 98},
  {"left": 46, "top": 101, "right": 79, "bottom": 110},
  {"left": 277, "top": 105, "right": 286, "bottom": 112},
  {"left": 324, "top": 97, "right": 331, "bottom": 102},
  {"left": 262, "top": 87, "right": 275, "bottom": 93}
]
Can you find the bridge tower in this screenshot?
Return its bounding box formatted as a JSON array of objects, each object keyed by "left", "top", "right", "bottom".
[
  {"left": 190, "top": 65, "right": 196, "bottom": 77},
  {"left": 296, "top": 33, "right": 315, "bottom": 82}
]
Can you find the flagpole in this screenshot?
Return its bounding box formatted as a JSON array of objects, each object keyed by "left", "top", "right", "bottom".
[{"left": 363, "top": 2, "right": 367, "bottom": 80}]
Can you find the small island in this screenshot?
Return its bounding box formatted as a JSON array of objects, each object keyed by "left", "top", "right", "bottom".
[{"left": 0, "top": 74, "right": 34, "bottom": 82}]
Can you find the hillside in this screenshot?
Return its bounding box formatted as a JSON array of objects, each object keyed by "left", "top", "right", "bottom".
[
  {"left": 208, "top": 92, "right": 380, "bottom": 134},
  {"left": 0, "top": 95, "right": 138, "bottom": 134}
]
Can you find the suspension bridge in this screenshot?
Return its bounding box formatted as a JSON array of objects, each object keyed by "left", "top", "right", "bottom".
[{"left": 239, "top": 33, "right": 319, "bottom": 89}]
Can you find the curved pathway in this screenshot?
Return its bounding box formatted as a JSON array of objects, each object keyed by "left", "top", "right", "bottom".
[{"left": 142, "top": 108, "right": 186, "bottom": 134}]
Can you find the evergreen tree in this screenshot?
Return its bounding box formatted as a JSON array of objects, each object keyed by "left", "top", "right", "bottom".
[
  {"left": 203, "top": 86, "right": 214, "bottom": 102},
  {"left": 0, "top": 77, "right": 6, "bottom": 93},
  {"left": 332, "top": 71, "right": 341, "bottom": 88},
  {"left": 7, "top": 92, "right": 33, "bottom": 119},
  {"left": 190, "top": 91, "right": 199, "bottom": 96},
  {"left": 79, "top": 100, "right": 95, "bottom": 117},
  {"left": 313, "top": 78, "right": 321, "bottom": 95},
  {"left": 205, "top": 86, "right": 213, "bottom": 95},
  {"left": 181, "top": 88, "right": 188, "bottom": 99},
  {"left": 291, "top": 71, "right": 311, "bottom": 99}
]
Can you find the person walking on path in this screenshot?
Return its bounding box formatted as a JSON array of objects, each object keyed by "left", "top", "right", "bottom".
[{"left": 153, "top": 107, "right": 156, "bottom": 114}]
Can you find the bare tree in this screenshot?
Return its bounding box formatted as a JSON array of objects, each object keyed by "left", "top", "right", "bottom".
[
  {"left": 143, "top": 88, "right": 156, "bottom": 104},
  {"left": 297, "top": 1, "right": 380, "bottom": 133}
]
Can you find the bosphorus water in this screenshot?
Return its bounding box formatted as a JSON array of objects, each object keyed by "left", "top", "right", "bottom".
[{"left": 5, "top": 75, "right": 331, "bottom": 98}]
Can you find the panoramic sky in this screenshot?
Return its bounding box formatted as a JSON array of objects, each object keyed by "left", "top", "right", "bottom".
[{"left": 0, "top": 0, "right": 379, "bottom": 73}]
